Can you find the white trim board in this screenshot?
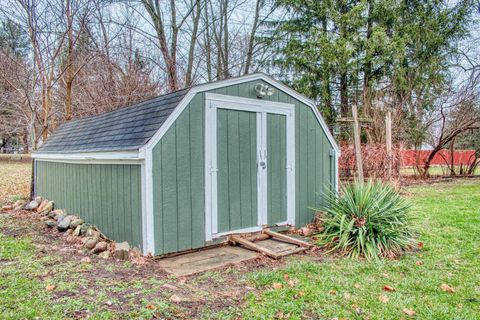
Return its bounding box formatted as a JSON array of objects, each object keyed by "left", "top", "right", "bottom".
[
  {"left": 33, "top": 158, "right": 143, "bottom": 165},
  {"left": 32, "top": 151, "right": 144, "bottom": 161}
]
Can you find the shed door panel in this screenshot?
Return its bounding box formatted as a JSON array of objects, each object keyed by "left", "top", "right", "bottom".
[
  {"left": 267, "top": 113, "right": 287, "bottom": 225},
  {"left": 217, "top": 109, "right": 258, "bottom": 233}
]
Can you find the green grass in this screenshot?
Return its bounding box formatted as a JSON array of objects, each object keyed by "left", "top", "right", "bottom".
[
  {"left": 400, "top": 165, "right": 479, "bottom": 176},
  {"left": 232, "top": 180, "right": 480, "bottom": 319}
]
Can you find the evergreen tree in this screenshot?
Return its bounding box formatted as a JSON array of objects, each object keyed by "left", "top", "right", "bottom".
[{"left": 266, "top": 0, "right": 472, "bottom": 141}]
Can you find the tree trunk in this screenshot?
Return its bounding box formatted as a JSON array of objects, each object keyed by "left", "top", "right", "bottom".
[
  {"left": 64, "top": 0, "right": 74, "bottom": 121},
  {"left": 244, "top": 0, "right": 261, "bottom": 75},
  {"left": 185, "top": 0, "right": 201, "bottom": 87},
  {"left": 449, "top": 138, "right": 455, "bottom": 175}
]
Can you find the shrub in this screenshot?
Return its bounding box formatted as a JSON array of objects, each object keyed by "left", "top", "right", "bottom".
[{"left": 317, "top": 180, "right": 415, "bottom": 260}]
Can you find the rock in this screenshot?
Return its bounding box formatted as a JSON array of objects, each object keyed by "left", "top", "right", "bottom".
[
  {"left": 98, "top": 251, "right": 110, "bottom": 259},
  {"left": 65, "top": 236, "right": 77, "bottom": 244},
  {"left": 50, "top": 209, "right": 64, "bottom": 219},
  {"left": 80, "top": 223, "right": 92, "bottom": 236},
  {"left": 65, "top": 229, "right": 73, "bottom": 235},
  {"left": 70, "top": 218, "right": 84, "bottom": 229},
  {"left": 300, "top": 227, "right": 313, "bottom": 237},
  {"left": 25, "top": 200, "right": 39, "bottom": 210},
  {"left": 2, "top": 205, "right": 13, "bottom": 212},
  {"left": 57, "top": 216, "right": 71, "bottom": 232},
  {"left": 72, "top": 225, "right": 82, "bottom": 237},
  {"left": 84, "top": 237, "right": 99, "bottom": 250},
  {"left": 55, "top": 213, "right": 67, "bottom": 223},
  {"left": 37, "top": 199, "right": 48, "bottom": 212},
  {"left": 114, "top": 242, "right": 130, "bottom": 260},
  {"left": 34, "top": 196, "right": 42, "bottom": 203},
  {"left": 66, "top": 215, "right": 77, "bottom": 221},
  {"left": 44, "top": 219, "right": 57, "bottom": 228},
  {"left": 86, "top": 227, "right": 100, "bottom": 238},
  {"left": 91, "top": 241, "right": 108, "bottom": 254},
  {"left": 39, "top": 201, "right": 53, "bottom": 214}
]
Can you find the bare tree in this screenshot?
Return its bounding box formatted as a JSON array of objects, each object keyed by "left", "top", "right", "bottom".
[{"left": 417, "top": 81, "right": 480, "bottom": 177}]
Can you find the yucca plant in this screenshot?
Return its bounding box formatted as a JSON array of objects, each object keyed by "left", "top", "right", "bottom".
[{"left": 317, "top": 179, "right": 415, "bottom": 260}]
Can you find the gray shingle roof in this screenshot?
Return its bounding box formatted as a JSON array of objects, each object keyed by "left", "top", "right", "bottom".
[{"left": 37, "top": 89, "right": 189, "bottom": 153}]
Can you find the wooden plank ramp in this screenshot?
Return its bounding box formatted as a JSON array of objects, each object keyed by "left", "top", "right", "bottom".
[{"left": 229, "top": 229, "right": 312, "bottom": 259}]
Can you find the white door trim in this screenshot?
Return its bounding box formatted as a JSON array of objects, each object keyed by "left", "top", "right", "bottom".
[{"left": 204, "top": 94, "right": 295, "bottom": 241}]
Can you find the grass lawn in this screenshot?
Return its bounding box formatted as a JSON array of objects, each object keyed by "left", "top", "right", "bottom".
[
  {"left": 0, "top": 161, "right": 31, "bottom": 206},
  {"left": 400, "top": 165, "right": 479, "bottom": 176},
  {"left": 233, "top": 180, "right": 480, "bottom": 319},
  {"left": 0, "top": 162, "right": 479, "bottom": 319}
]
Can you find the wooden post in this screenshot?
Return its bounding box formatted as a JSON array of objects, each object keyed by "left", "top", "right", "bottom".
[
  {"left": 385, "top": 109, "right": 392, "bottom": 181},
  {"left": 352, "top": 104, "right": 364, "bottom": 181}
]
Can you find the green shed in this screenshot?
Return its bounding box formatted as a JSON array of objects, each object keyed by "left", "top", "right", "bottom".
[{"left": 33, "top": 73, "right": 339, "bottom": 256}]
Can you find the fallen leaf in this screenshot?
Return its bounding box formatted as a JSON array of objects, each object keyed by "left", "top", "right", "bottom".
[
  {"left": 276, "top": 311, "right": 285, "bottom": 319},
  {"left": 283, "top": 273, "right": 289, "bottom": 280},
  {"left": 273, "top": 283, "right": 283, "bottom": 289},
  {"left": 355, "top": 307, "right": 364, "bottom": 315},
  {"left": 329, "top": 290, "right": 337, "bottom": 295},
  {"left": 297, "top": 291, "right": 305, "bottom": 297},
  {"left": 146, "top": 304, "right": 156, "bottom": 310},
  {"left": 81, "top": 257, "right": 91, "bottom": 263},
  {"left": 105, "top": 300, "right": 113, "bottom": 306},
  {"left": 354, "top": 283, "right": 361, "bottom": 289},
  {"left": 383, "top": 273, "right": 390, "bottom": 278},
  {"left": 379, "top": 294, "right": 389, "bottom": 303},
  {"left": 402, "top": 308, "right": 416, "bottom": 316},
  {"left": 415, "top": 260, "right": 424, "bottom": 266},
  {"left": 343, "top": 292, "right": 351, "bottom": 299},
  {"left": 169, "top": 294, "right": 183, "bottom": 303},
  {"left": 383, "top": 285, "right": 396, "bottom": 292},
  {"left": 287, "top": 280, "right": 296, "bottom": 288},
  {"left": 440, "top": 284, "right": 455, "bottom": 293},
  {"left": 417, "top": 242, "right": 424, "bottom": 249},
  {"left": 45, "top": 284, "right": 56, "bottom": 292}
]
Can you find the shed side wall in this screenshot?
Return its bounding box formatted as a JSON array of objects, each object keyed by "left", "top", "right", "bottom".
[
  {"left": 35, "top": 160, "right": 143, "bottom": 249},
  {"left": 152, "top": 93, "right": 205, "bottom": 255}
]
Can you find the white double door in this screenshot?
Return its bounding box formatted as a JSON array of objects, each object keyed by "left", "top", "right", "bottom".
[{"left": 205, "top": 93, "right": 295, "bottom": 241}]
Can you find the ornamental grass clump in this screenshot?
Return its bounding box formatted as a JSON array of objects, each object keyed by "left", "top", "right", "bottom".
[{"left": 318, "top": 180, "right": 415, "bottom": 260}]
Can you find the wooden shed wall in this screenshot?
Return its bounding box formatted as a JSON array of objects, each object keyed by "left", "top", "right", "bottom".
[
  {"left": 151, "top": 80, "right": 336, "bottom": 255},
  {"left": 35, "top": 161, "right": 143, "bottom": 249}
]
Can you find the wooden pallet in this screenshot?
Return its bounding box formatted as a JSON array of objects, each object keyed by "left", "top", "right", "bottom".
[{"left": 229, "top": 229, "right": 313, "bottom": 259}]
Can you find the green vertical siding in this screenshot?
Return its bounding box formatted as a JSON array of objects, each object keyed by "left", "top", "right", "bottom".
[
  {"left": 267, "top": 113, "right": 287, "bottom": 225},
  {"left": 152, "top": 93, "right": 205, "bottom": 255},
  {"left": 35, "top": 161, "right": 143, "bottom": 249}
]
